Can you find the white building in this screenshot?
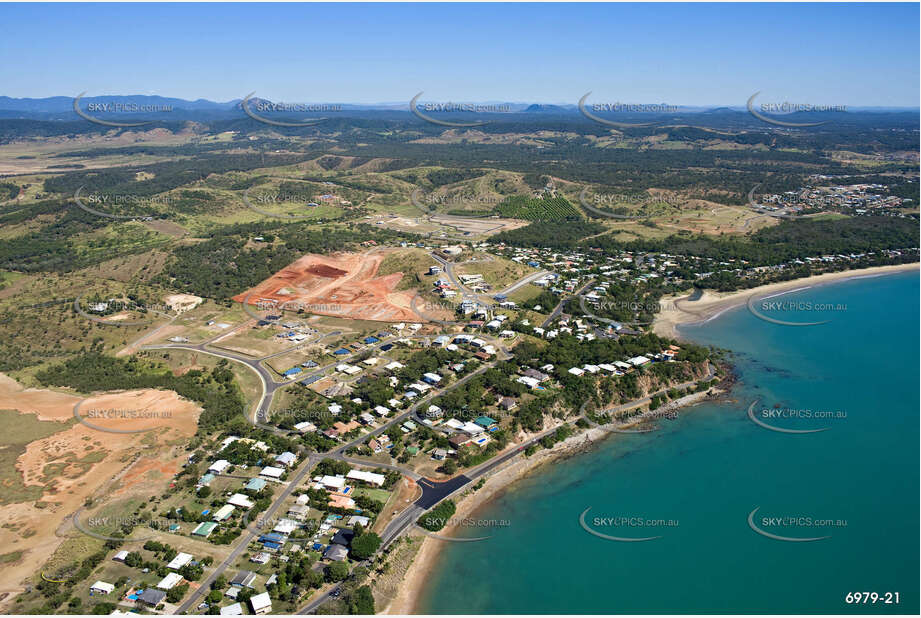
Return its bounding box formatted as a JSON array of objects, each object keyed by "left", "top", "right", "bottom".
[
  {"left": 208, "top": 459, "right": 230, "bottom": 474},
  {"left": 228, "top": 493, "right": 255, "bottom": 509},
  {"left": 156, "top": 572, "right": 184, "bottom": 590},
  {"left": 213, "top": 504, "right": 235, "bottom": 522},
  {"left": 250, "top": 592, "right": 272, "bottom": 615},
  {"left": 346, "top": 469, "right": 386, "bottom": 486},
  {"left": 90, "top": 581, "right": 115, "bottom": 595},
  {"left": 166, "top": 552, "right": 193, "bottom": 570},
  {"left": 260, "top": 466, "right": 285, "bottom": 480}
]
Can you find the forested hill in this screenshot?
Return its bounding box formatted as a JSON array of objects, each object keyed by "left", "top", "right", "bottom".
[{"left": 492, "top": 217, "right": 920, "bottom": 265}]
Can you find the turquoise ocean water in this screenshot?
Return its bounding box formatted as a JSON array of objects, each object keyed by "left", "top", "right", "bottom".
[{"left": 417, "top": 270, "right": 919, "bottom": 614}]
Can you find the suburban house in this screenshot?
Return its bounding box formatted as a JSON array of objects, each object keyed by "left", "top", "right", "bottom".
[
  {"left": 259, "top": 466, "right": 285, "bottom": 480},
  {"left": 346, "top": 469, "right": 386, "bottom": 486},
  {"left": 228, "top": 493, "right": 255, "bottom": 509},
  {"left": 166, "top": 552, "right": 193, "bottom": 570},
  {"left": 245, "top": 477, "right": 267, "bottom": 491},
  {"left": 90, "top": 581, "right": 114, "bottom": 595},
  {"left": 250, "top": 592, "right": 272, "bottom": 615},
  {"left": 324, "top": 544, "right": 349, "bottom": 562},
  {"left": 275, "top": 451, "right": 297, "bottom": 467},
  {"left": 208, "top": 459, "right": 230, "bottom": 474},
  {"left": 499, "top": 397, "right": 517, "bottom": 411},
  {"left": 136, "top": 589, "right": 166, "bottom": 607},
  {"left": 213, "top": 504, "right": 235, "bottom": 521},
  {"left": 230, "top": 570, "right": 257, "bottom": 589},
  {"left": 192, "top": 522, "right": 217, "bottom": 538},
  {"left": 156, "top": 572, "right": 184, "bottom": 590},
  {"left": 220, "top": 602, "right": 243, "bottom": 615}
]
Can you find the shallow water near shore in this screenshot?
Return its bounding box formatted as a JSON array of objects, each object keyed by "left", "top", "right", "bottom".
[{"left": 416, "top": 270, "right": 919, "bottom": 614}]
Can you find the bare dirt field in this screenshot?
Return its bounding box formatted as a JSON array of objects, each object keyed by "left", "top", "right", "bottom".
[
  {"left": 232, "top": 250, "right": 425, "bottom": 322},
  {"left": 0, "top": 374, "right": 200, "bottom": 608},
  {"left": 429, "top": 214, "right": 529, "bottom": 236}
]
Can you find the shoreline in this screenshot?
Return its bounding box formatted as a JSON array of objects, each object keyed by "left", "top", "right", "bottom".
[
  {"left": 652, "top": 262, "right": 919, "bottom": 339},
  {"left": 383, "top": 389, "right": 717, "bottom": 615},
  {"left": 383, "top": 263, "right": 918, "bottom": 614}
]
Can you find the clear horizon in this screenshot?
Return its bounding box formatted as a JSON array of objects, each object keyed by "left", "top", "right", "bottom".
[{"left": 0, "top": 3, "right": 917, "bottom": 107}]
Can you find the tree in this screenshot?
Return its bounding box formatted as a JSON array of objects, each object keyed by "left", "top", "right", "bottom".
[
  {"left": 350, "top": 533, "right": 382, "bottom": 560},
  {"left": 348, "top": 586, "right": 375, "bottom": 614},
  {"left": 325, "top": 561, "right": 349, "bottom": 582},
  {"left": 166, "top": 583, "right": 189, "bottom": 603},
  {"left": 91, "top": 602, "right": 116, "bottom": 614},
  {"left": 441, "top": 459, "right": 458, "bottom": 474}
]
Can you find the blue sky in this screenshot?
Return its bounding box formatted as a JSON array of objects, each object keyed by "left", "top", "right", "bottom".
[{"left": 1, "top": 3, "right": 917, "bottom": 106}]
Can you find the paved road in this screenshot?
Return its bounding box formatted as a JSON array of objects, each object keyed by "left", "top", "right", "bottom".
[
  {"left": 297, "top": 364, "right": 719, "bottom": 614},
  {"left": 500, "top": 269, "right": 549, "bottom": 296},
  {"left": 176, "top": 451, "right": 322, "bottom": 613},
  {"left": 170, "top": 333, "right": 508, "bottom": 614},
  {"left": 541, "top": 278, "right": 596, "bottom": 328}
]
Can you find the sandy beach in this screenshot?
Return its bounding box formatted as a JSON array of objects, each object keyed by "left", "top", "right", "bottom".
[
  {"left": 382, "top": 262, "right": 921, "bottom": 614},
  {"left": 383, "top": 428, "right": 604, "bottom": 614},
  {"left": 653, "top": 262, "right": 919, "bottom": 339},
  {"left": 383, "top": 390, "right": 717, "bottom": 614}
]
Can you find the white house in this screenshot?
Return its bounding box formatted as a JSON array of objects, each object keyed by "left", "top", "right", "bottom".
[
  {"left": 294, "top": 421, "right": 317, "bottom": 433},
  {"left": 346, "top": 469, "right": 386, "bottom": 486},
  {"left": 275, "top": 452, "right": 297, "bottom": 467},
  {"left": 208, "top": 459, "right": 230, "bottom": 474},
  {"left": 260, "top": 466, "right": 285, "bottom": 480},
  {"left": 273, "top": 518, "right": 299, "bottom": 535},
  {"left": 156, "top": 572, "right": 184, "bottom": 590},
  {"left": 228, "top": 493, "right": 255, "bottom": 509},
  {"left": 213, "top": 504, "right": 235, "bottom": 522},
  {"left": 250, "top": 591, "right": 272, "bottom": 615},
  {"left": 90, "top": 581, "right": 115, "bottom": 595},
  {"left": 568, "top": 367, "right": 585, "bottom": 376},
  {"left": 166, "top": 552, "right": 193, "bottom": 570},
  {"left": 318, "top": 475, "right": 346, "bottom": 491},
  {"left": 516, "top": 375, "right": 540, "bottom": 389}
]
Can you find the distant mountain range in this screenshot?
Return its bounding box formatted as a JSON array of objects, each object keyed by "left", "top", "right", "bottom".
[{"left": 0, "top": 95, "right": 914, "bottom": 117}]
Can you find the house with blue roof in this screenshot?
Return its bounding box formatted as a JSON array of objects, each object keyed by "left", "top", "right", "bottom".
[
  {"left": 363, "top": 336, "right": 380, "bottom": 344},
  {"left": 283, "top": 367, "right": 302, "bottom": 378},
  {"left": 245, "top": 477, "right": 267, "bottom": 491},
  {"left": 333, "top": 348, "right": 351, "bottom": 355}
]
